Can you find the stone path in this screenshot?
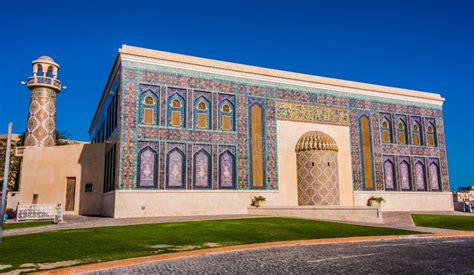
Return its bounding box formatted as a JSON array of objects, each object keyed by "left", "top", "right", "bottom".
[
  {"left": 89, "top": 236, "right": 474, "bottom": 274},
  {"left": 4, "top": 211, "right": 471, "bottom": 236},
  {"left": 3, "top": 214, "right": 259, "bottom": 237}
]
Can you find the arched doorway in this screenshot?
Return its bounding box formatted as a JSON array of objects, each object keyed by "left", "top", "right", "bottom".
[{"left": 295, "top": 131, "right": 340, "bottom": 206}]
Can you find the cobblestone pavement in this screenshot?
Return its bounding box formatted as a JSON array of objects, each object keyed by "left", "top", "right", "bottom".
[
  {"left": 3, "top": 214, "right": 259, "bottom": 237},
  {"left": 91, "top": 236, "right": 474, "bottom": 274}
]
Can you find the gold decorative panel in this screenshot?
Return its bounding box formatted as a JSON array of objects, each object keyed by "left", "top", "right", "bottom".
[
  {"left": 251, "top": 105, "right": 264, "bottom": 187},
  {"left": 222, "top": 116, "right": 231, "bottom": 131},
  {"left": 382, "top": 130, "right": 390, "bottom": 143},
  {"left": 197, "top": 113, "right": 207, "bottom": 128},
  {"left": 427, "top": 135, "right": 435, "bottom": 146},
  {"left": 276, "top": 101, "right": 349, "bottom": 126},
  {"left": 143, "top": 108, "right": 154, "bottom": 124},
  {"left": 171, "top": 111, "right": 182, "bottom": 127},
  {"left": 360, "top": 116, "right": 374, "bottom": 189}
]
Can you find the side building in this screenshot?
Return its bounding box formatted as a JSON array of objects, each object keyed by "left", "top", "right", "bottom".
[{"left": 89, "top": 45, "right": 452, "bottom": 218}]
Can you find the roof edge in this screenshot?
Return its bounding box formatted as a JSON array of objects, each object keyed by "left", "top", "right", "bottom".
[{"left": 119, "top": 44, "right": 444, "bottom": 102}]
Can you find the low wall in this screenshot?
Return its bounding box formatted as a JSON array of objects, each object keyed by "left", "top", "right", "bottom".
[
  {"left": 353, "top": 191, "right": 454, "bottom": 212},
  {"left": 112, "top": 190, "right": 281, "bottom": 218},
  {"left": 102, "top": 191, "right": 116, "bottom": 217},
  {"left": 247, "top": 206, "right": 383, "bottom": 224}
]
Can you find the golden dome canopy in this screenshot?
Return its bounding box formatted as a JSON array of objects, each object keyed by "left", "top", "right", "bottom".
[
  {"left": 38, "top": 56, "right": 55, "bottom": 62},
  {"left": 295, "top": 131, "right": 338, "bottom": 152}
]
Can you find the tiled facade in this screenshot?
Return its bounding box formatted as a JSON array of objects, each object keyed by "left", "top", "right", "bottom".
[{"left": 90, "top": 49, "right": 449, "bottom": 196}]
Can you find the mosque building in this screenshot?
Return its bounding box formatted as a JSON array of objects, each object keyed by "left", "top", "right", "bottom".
[{"left": 7, "top": 45, "right": 453, "bottom": 220}]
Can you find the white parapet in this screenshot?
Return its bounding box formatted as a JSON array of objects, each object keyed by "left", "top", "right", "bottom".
[
  {"left": 353, "top": 191, "right": 454, "bottom": 212},
  {"left": 247, "top": 205, "right": 383, "bottom": 224}
]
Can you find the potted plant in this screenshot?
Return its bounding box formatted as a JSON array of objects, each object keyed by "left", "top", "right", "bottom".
[
  {"left": 251, "top": 196, "right": 266, "bottom": 207},
  {"left": 367, "top": 196, "right": 385, "bottom": 207}
]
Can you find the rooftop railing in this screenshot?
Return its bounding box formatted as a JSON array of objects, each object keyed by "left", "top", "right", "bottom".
[{"left": 27, "top": 76, "right": 61, "bottom": 90}]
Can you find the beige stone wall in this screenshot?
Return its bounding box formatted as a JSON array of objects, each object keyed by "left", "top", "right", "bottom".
[
  {"left": 276, "top": 120, "right": 353, "bottom": 206},
  {"left": 247, "top": 206, "right": 383, "bottom": 224},
  {"left": 353, "top": 191, "right": 454, "bottom": 211},
  {"left": 9, "top": 143, "right": 105, "bottom": 215},
  {"left": 112, "top": 190, "right": 280, "bottom": 218},
  {"left": 102, "top": 191, "right": 116, "bottom": 217}
]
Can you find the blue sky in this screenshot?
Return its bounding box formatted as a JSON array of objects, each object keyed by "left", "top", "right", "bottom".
[{"left": 0, "top": 0, "right": 472, "bottom": 191}]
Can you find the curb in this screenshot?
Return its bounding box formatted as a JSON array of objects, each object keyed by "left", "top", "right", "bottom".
[{"left": 35, "top": 232, "right": 474, "bottom": 274}]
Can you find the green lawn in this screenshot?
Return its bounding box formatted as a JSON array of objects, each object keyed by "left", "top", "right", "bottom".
[
  {"left": 412, "top": 214, "right": 474, "bottom": 231},
  {"left": 0, "top": 217, "right": 421, "bottom": 272},
  {"left": 3, "top": 221, "right": 54, "bottom": 231}
]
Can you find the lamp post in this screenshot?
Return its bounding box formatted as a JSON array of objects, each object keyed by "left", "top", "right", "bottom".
[{"left": 0, "top": 122, "right": 13, "bottom": 244}]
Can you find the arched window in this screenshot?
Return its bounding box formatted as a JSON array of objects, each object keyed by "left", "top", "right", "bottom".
[
  {"left": 219, "top": 150, "right": 236, "bottom": 188},
  {"left": 219, "top": 99, "right": 235, "bottom": 131},
  {"left": 429, "top": 160, "right": 441, "bottom": 191},
  {"left": 166, "top": 148, "right": 186, "bottom": 188},
  {"left": 137, "top": 147, "right": 157, "bottom": 188},
  {"left": 359, "top": 115, "right": 374, "bottom": 190},
  {"left": 383, "top": 158, "right": 395, "bottom": 190},
  {"left": 194, "top": 97, "right": 211, "bottom": 129},
  {"left": 37, "top": 65, "right": 44, "bottom": 77},
  {"left": 411, "top": 120, "right": 422, "bottom": 146},
  {"left": 140, "top": 92, "right": 158, "bottom": 125},
  {"left": 415, "top": 160, "right": 426, "bottom": 191},
  {"left": 250, "top": 103, "right": 265, "bottom": 188},
  {"left": 193, "top": 149, "right": 211, "bottom": 188},
  {"left": 168, "top": 94, "right": 186, "bottom": 128},
  {"left": 381, "top": 115, "right": 392, "bottom": 143},
  {"left": 399, "top": 159, "right": 412, "bottom": 191},
  {"left": 426, "top": 122, "right": 437, "bottom": 147},
  {"left": 396, "top": 118, "right": 408, "bottom": 145},
  {"left": 46, "top": 66, "right": 54, "bottom": 78}
]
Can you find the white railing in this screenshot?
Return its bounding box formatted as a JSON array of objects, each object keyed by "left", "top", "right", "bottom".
[{"left": 16, "top": 203, "right": 63, "bottom": 223}]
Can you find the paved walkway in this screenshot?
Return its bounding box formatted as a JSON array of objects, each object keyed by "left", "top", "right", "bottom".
[
  {"left": 3, "top": 214, "right": 259, "bottom": 237},
  {"left": 5, "top": 211, "right": 471, "bottom": 236},
  {"left": 88, "top": 236, "right": 474, "bottom": 274},
  {"left": 38, "top": 232, "right": 474, "bottom": 274}
]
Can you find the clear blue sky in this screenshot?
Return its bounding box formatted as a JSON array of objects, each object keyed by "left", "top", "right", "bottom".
[{"left": 0, "top": 0, "right": 472, "bottom": 191}]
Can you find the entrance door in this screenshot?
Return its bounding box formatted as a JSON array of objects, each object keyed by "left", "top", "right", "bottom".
[{"left": 65, "top": 177, "right": 76, "bottom": 211}]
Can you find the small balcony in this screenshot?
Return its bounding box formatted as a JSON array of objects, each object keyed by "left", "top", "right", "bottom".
[{"left": 27, "top": 76, "right": 61, "bottom": 91}]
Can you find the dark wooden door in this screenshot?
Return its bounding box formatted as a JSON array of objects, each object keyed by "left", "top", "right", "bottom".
[{"left": 65, "top": 177, "right": 76, "bottom": 211}]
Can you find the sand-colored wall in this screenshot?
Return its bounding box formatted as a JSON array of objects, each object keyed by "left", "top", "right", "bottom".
[
  {"left": 354, "top": 191, "right": 454, "bottom": 211},
  {"left": 11, "top": 143, "right": 105, "bottom": 215},
  {"left": 112, "top": 190, "right": 280, "bottom": 218},
  {"left": 276, "top": 120, "right": 354, "bottom": 206},
  {"left": 248, "top": 206, "right": 383, "bottom": 224},
  {"left": 102, "top": 191, "right": 116, "bottom": 217}
]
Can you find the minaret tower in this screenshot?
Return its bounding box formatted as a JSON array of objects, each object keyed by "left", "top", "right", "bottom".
[{"left": 24, "top": 56, "right": 62, "bottom": 147}]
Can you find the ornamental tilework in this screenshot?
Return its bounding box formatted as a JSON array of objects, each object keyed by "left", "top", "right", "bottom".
[
  {"left": 25, "top": 87, "right": 57, "bottom": 147},
  {"left": 350, "top": 110, "right": 362, "bottom": 191},
  {"left": 371, "top": 112, "right": 384, "bottom": 190},
  {"left": 237, "top": 95, "right": 248, "bottom": 188},
  {"left": 266, "top": 99, "right": 278, "bottom": 190},
  {"left": 276, "top": 101, "right": 349, "bottom": 126},
  {"left": 117, "top": 64, "right": 449, "bottom": 193}
]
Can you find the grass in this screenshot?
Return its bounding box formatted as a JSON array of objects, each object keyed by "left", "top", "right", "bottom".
[
  {"left": 412, "top": 214, "right": 474, "bottom": 231},
  {"left": 3, "top": 221, "right": 54, "bottom": 231},
  {"left": 0, "top": 217, "right": 421, "bottom": 272}
]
